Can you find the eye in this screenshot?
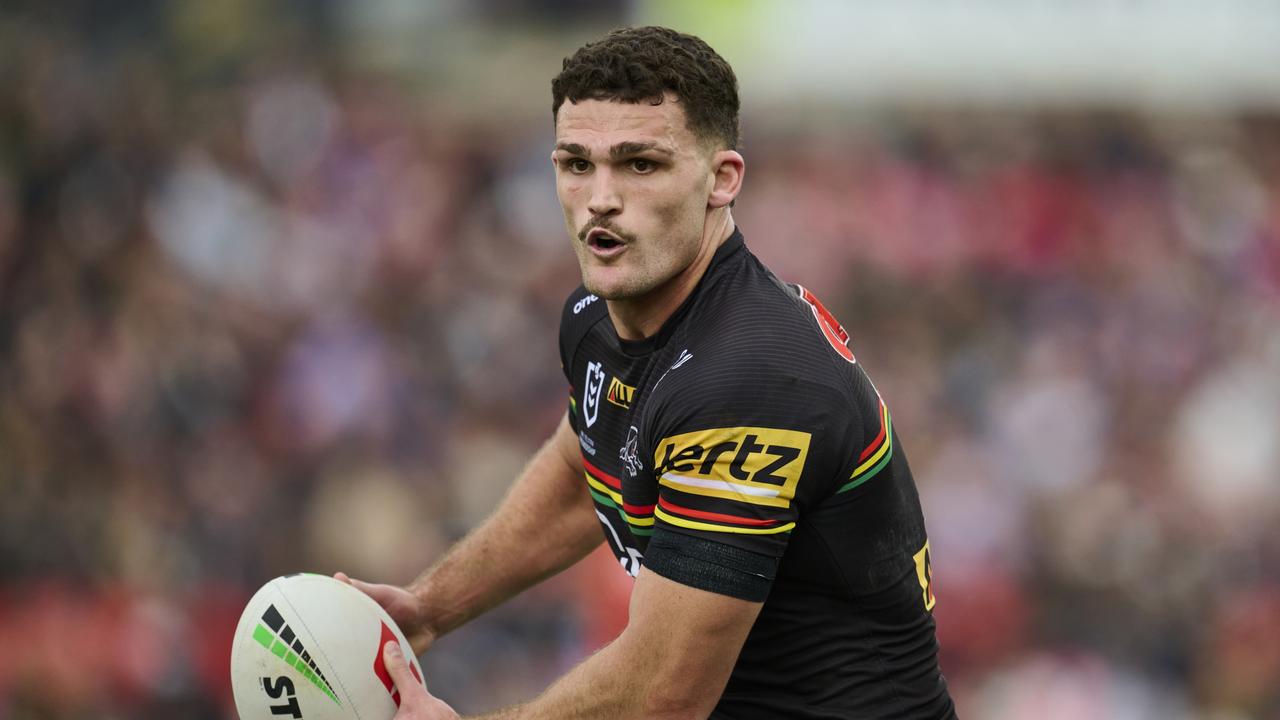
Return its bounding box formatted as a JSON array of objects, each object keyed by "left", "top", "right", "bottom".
[
  {"left": 629, "top": 158, "right": 657, "bottom": 174},
  {"left": 567, "top": 158, "right": 591, "bottom": 174}
]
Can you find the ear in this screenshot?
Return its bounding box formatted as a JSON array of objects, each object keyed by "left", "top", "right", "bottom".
[{"left": 707, "top": 150, "right": 745, "bottom": 209}]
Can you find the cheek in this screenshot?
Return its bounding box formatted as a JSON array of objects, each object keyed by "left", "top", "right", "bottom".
[
  {"left": 656, "top": 198, "right": 684, "bottom": 227},
  {"left": 648, "top": 174, "right": 703, "bottom": 221},
  {"left": 556, "top": 174, "right": 587, "bottom": 203},
  {"left": 556, "top": 184, "right": 583, "bottom": 233},
  {"left": 659, "top": 179, "right": 705, "bottom": 224},
  {"left": 555, "top": 179, "right": 573, "bottom": 206}
]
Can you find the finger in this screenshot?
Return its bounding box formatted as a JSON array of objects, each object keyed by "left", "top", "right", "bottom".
[
  {"left": 382, "top": 641, "right": 426, "bottom": 694},
  {"left": 339, "top": 574, "right": 383, "bottom": 599},
  {"left": 346, "top": 576, "right": 379, "bottom": 595}
]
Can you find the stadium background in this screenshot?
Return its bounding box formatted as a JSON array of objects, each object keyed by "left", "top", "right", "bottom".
[{"left": 2, "top": 1, "right": 1279, "bottom": 717}]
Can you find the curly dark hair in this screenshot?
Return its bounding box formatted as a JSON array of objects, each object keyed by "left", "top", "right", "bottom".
[{"left": 551, "top": 26, "right": 740, "bottom": 150}]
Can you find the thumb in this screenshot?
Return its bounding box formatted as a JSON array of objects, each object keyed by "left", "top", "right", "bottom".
[{"left": 382, "top": 641, "right": 427, "bottom": 695}]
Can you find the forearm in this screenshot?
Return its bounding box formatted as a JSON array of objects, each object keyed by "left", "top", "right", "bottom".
[
  {"left": 467, "top": 570, "right": 755, "bottom": 720},
  {"left": 475, "top": 636, "right": 656, "bottom": 720},
  {"left": 409, "top": 417, "right": 601, "bottom": 638}
]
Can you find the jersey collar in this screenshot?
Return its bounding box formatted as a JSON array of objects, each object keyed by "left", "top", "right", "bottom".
[{"left": 615, "top": 227, "right": 746, "bottom": 357}]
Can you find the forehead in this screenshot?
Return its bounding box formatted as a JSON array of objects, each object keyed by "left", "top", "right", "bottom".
[{"left": 554, "top": 96, "right": 698, "bottom": 152}]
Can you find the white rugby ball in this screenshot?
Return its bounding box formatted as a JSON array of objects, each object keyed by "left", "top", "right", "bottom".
[{"left": 230, "top": 573, "right": 426, "bottom": 720}]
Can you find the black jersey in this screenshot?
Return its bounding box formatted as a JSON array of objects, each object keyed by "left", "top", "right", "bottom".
[{"left": 558, "top": 229, "right": 956, "bottom": 719}]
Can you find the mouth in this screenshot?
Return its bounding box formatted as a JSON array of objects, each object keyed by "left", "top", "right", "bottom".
[{"left": 585, "top": 228, "right": 627, "bottom": 257}]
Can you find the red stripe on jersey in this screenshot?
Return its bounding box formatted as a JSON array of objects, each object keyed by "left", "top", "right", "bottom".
[
  {"left": 859, "top": 405, "right": 887, "bottom": 462},
  {"left": 583, "top": 457, "right": 621, "bottom": 489},
  {"left": 623, "top": 502, "right": 655, "bottom": 515},
  {"left": 657, "top": 496, "right": 778, "bottom": 527}
]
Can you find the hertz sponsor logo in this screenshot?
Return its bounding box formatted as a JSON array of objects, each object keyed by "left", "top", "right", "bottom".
[
  {"left": 654, "top": 427, "right": 811, "bottom": 508},
  {"left": 914, "top": 540, "right": 937, "bottom": 611},
  {"left": 606, "top": 377, "right": 635, "bottom": 409}
]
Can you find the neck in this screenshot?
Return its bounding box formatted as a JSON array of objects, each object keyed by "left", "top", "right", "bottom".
[{"left": 607, "top": 211, "right": 735, "bottom": 342}]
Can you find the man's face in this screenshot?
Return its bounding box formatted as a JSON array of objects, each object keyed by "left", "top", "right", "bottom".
[{"left": 553, "top": 96, "right": 717, "bottom": 301}]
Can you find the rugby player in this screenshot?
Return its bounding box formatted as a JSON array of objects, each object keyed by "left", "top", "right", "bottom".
[{"left": 343, "top": 26, "right": 957, "bottom": 719}]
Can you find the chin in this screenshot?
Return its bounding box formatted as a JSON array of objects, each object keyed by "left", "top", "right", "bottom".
[
  {"left": 584, "top": 261, "right": 685, "bottom": 303},
  {"left": 582, "top": 282, "right": 627, "bottom": 302},
  {"left": 583, "top": 275, "right": 644, "bottom": 302}
]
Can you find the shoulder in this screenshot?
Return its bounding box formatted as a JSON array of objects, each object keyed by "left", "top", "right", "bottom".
[
  {"left": 561, "top": 284, "right": 605, "bottom": 327},
  {"left": 680, "top": 253, "right": 853, "bottom": 390},
  {"left": 559, "top": 285, "right": 608, "bottom": 353},
  {"left": 648, "top": 256, "right": 862, "bottom": 435},
  {"left": 639, "top": 251, "right": 883, "bottom": 504}
]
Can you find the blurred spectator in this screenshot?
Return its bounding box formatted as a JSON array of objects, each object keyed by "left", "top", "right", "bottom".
[{"left": 1, "top": 5, "right": 1278, "bottom": 718}]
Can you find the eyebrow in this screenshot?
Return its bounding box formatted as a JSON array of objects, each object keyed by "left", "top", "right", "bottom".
[{"left": 554, "top": 141, "right": 675, "bottom": 159}]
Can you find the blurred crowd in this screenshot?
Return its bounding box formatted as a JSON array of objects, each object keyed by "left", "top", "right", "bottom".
[{"left": 2, "top": 4, "right": 1279, "bottom": 719}]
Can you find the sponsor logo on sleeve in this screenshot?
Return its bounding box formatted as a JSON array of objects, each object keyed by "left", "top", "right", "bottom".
[
  {"left": 798, "top": 285, "right": 856, "bottom": 363},
  {"left": 583, "top": 361, "right": 605, "bottom": 428},
  {"left": 914, "top": 540, "right": 937, "bottom": 611},
  {"left": 653, "top": 427, "right": 811, "bottom": 508},
  {"left": 573, "top": 294, "right": 599, "bottom": 314}
]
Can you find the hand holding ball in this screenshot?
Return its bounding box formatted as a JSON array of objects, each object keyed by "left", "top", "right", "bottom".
[{"left": 230, "top": 574, "right": 427, "bottom": 719}]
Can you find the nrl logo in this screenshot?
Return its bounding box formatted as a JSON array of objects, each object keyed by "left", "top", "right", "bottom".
[{"left": 583, "top": 361, "right": 605, "bottom": 428}]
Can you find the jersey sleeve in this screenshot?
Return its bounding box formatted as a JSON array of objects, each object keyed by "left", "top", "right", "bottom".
[
  {"left": 642, "top": 362, "right": 863, "bottom": 560},
  {"left": 638, "top": 362, "right": 865, "bottom": 601}
]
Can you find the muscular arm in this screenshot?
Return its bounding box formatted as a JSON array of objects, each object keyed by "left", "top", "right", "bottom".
[
  {"left": 411, "top": 414, "right": 602, "bottom": 641},
  {"left": 474, "top": 567, "right": 762, "bottom": 720}
]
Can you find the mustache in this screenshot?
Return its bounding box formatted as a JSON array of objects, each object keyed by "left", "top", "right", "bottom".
[{"left": 577, "top": 218, "right": 637, "bottom": 244}]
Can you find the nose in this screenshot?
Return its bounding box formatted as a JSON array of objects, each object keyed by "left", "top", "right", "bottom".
[{"left": 587, "top": 168, "right": 621, "bottom": 218}]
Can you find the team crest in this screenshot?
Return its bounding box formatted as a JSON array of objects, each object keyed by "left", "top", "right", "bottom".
[
  {"left": 583, "top": 362, "right": 605, "bottom": 428},
  {"left": 620, "top": 425, "right": 643, "bottom": 477}
]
